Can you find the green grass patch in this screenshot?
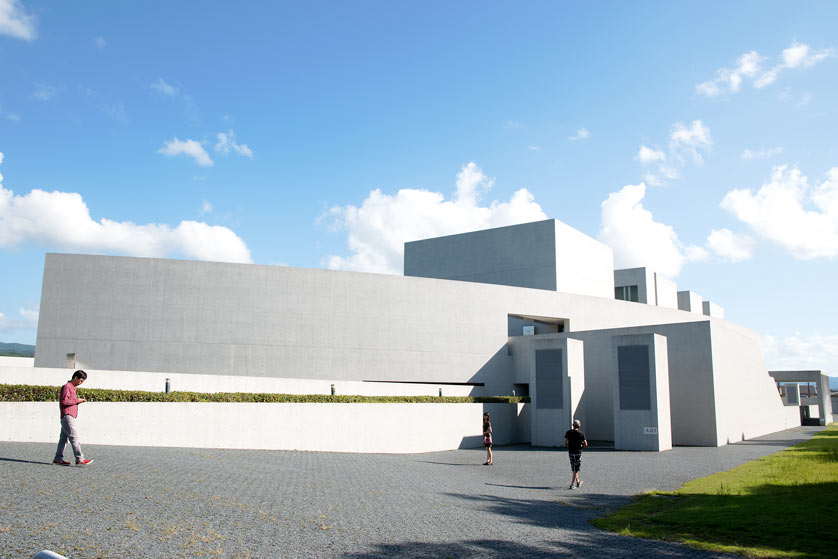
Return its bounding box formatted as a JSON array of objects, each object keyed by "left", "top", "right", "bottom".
[
  {"left": 0, "top": 383, "right": 529, "bottom": 405},
  {"left": 592, "top": 423, "right": 838, "bottom": 558}
]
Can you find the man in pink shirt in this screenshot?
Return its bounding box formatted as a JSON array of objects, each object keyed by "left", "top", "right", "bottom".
[{"left": 53, "top": 370, "right": 93, "bottom": 466}]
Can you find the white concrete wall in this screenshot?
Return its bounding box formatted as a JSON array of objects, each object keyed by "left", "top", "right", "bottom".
[
  {"left": 709, "top": 320, "right": 800, "bottom": 444},
  {"left": 35, "top": 253, "right": 710, "bottom": 396},
  {"left": 404, "top": 219, "right": 560, "bottom": 291},
  {"left": 553, "top": 219, "right": 614, "bottom": 299},
  {"left": 0, "top": 356, "right": 34, "bottom": 367},
  {"left": 654, "top": 274, "right": 678, "bottom": 309},
  {"left": 0, "top": 401, "right": 528, "bottom": 453},
  {"left": 0, "top": 365, "right": 474, "bottom": 397},
  {"left": 702, "top": 301, "right": 725, "bottom": 319}
]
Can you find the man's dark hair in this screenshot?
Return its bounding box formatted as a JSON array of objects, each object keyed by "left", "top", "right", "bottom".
[{"left": 72, "top": 370, "right": 87, "bottom": 381}]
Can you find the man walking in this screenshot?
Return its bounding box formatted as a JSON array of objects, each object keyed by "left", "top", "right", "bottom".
[
  {"left": 563, "top": 419, "right": 587, "bottom": 489},
  {"left": 53, "top": 370, "right": 93, "bottom": 466}
]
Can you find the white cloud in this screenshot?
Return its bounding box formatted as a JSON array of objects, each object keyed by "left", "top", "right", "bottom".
[
  {"left": 18, "top": 307, "right": 38, "bottom": 324},
  {"left": 323, "top": 162, "right": 547, "bottom": 274},
  {"left": 696, "top": 50, "right": 762, "bottom": 96},
  {"left": 637, "top": 121, "right": 711, "bottom": 185},
  {"left": 763, "top": 332, "right": 838, "bottom": 375},
  {"left": 150, "top": 78, "right": 179, "bottom": 97},
  {"left": 0, "top": 155, "right": 250, "bottom": 263},
  {"left": 0, "top": 0, "right": 36, "bottom": 40},
  {"left": 31, "top": 83, "right": 59, "bottom": 101},
  {"left": 94, "top": 36, "right": 106, "bottom": 48},
  {"left": 569, "top": 128, "right": 590, "bottom": 141},
  {"left": 706, "top": 228, "right": 756, "bottom": 262},
  {"left": 635, "top": 146, "right": 666, "bottom": 164},
  {"left": 598, "top": 182, "right": 707, "bottom": 278},
  {"left": 669, "top": 120, "right": 712, "bottom": 165},
  {"left": 741, "top": 147, "right": 783, "bottom": 160},
  {"left": 215, "top": 130, "right": 253, "bottom": 158},
  {"left": 698, "top": 42, "right": 833, "bottom": 96},
  {"left": 528, "top": 145, "right": 541, "bottom": 152},
  {"left": 104, "top": 103, "right": 127, "bottom": 122},
  {"left": 0, "top": 307, "right": 37, "bottom": 332},
  {"left": 720, "top": 165, "right": 838, "bottom": 260},
  {"left": 158, "top": 137, "right": 214, "bottom": 167},
  {"left": 200, "top": 200, "right": 212, "bottom": 215}
]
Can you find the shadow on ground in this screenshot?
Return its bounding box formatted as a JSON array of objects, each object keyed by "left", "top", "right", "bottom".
[{"left": 340, "top": 532, "right": 734, "bottom": 558}]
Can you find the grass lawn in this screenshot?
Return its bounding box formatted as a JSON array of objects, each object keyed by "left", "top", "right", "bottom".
[{"left": 592, "top": 423, "right": 838, "bottom": 558}]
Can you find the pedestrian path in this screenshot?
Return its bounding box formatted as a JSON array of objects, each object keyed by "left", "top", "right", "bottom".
[{"left": 0, "top": 426, "right": 820, "bottom": 558}]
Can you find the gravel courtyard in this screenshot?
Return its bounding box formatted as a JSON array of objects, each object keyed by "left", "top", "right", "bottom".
[{"left": 0, "top": 426, "right": 820, "bottom": 558}]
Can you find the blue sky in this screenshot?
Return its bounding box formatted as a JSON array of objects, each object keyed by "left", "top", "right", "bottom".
[{"left": 1, "top": 1, "right": 836, "bottom": 375}]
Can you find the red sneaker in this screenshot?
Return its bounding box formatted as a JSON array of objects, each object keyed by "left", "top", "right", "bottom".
[
  {"left": 52, "top": 459, "right": 71, "bottom": 466},
  {"left": 76, "top": 459, "right": 94, "bottom": 466}
]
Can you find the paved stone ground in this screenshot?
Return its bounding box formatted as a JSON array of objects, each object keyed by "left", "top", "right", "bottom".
[{"left": 0, "top": 426, "right": 822, "bottom": 559}]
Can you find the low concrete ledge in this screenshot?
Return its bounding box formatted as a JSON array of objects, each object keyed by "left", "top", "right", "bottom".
[{"left": 0, "top": 401, "right": 530, "bottom": 453}]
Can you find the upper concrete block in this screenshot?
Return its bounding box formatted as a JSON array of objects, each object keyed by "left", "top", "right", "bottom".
[
  {"left": 702, "top": 300, "right": 724, "bottom": 319},
  {"left": 404, "top": 219, "right": 614, "bottom": 299},
  {"left": 677, "top": 290, "right": 703, "bottom": 314},
  {"left": 614, "top": 267, "right": 678, "bottom": 308}
]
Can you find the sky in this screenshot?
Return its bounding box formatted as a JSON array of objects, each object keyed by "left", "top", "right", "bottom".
[{"left": 0, "top": 1, "right": 836, "bottom": 376}]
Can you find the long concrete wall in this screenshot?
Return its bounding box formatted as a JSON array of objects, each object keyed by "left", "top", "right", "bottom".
[
  {"left": 35, "top": 253, "right": 708, "bottom": 395},
  {"left": 0, "top": 364, "right": 475, "bottom": 397},
  {"left": 0, "top": 401, "right": 529, "bottom": 453}
]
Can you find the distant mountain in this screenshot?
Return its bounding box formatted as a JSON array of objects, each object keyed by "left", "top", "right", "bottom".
[{"left": 0, "top": 342, "right": 35, "bottom": 357}]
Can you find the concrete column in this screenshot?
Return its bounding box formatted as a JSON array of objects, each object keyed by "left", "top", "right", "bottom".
[
  {"left": 817, "top": 373, "right": 833, "bottom": 426},
  {"left": 530, "top": 337, "right": 585, "bottom": 447},
  {"left": 611, "top": 333, "right": 672, "bottom": 451}
]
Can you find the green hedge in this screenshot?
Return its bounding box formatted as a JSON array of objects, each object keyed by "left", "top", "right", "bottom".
[{"left": 0, "top": 383, "right": 529, "bottom": 404}]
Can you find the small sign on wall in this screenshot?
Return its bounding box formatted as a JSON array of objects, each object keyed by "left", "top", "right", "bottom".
[
  {"left": 523, "top": 325, "right": 535, "bottom": 336},
  {"left": 643, "top": 426, "right": 657, "bottom": 435}
]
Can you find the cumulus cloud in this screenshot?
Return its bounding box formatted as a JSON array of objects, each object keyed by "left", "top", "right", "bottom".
[
  {"left": 697, "top": 42, "right": 834, "bottom": 96},
  {"left": 322, "top": 162, "right": 547, "bottom": 274},
  {"left": 0, "top": 153, "right": 251, "bottom": 263},
  {"left": 215, "top": 130, "right": 253, "bottom": 158},
  {"left": 720, "top": 165, "right": 838, "bottom": 260},
  {"left": 636, "top": 120, "right": 712, "bottom": 185},
  {"left": 763, "top": 332, "right": 838, "bottom": 375},
  {"left": 158, "top": 137, "right": 214, "bottom": 167},
  {"left": 150, "top": 78, "right": 179, "bottom": 97},
  {"left": 706, "top": 228, "right": 756, "bottom": 262},
  {"left": 741, "top": 147, "right": 783, "bottom": 160},
  {"left": 598, "top": 182, "right": 707, "bottom": 278},
  {"left": 0, "top": 0, "right": 36, "bottom": 40},
  {"left": 569, "top": 128, "right": 590, "bottom": 141}
]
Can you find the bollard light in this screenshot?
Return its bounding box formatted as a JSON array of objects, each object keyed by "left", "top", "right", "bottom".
[
  {"left": 165, "top": 378, "right": 171, "bottom": 393},
  {"left": 439, "top": 387, "right": 442, "bottom": 397},
  {"left": 330, "top": 384, "right": 335, "bottom": 395}
]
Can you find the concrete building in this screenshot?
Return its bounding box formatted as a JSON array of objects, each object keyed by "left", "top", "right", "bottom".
[{"left": 32, "top": 218, "right": 799, "bottom": 450}]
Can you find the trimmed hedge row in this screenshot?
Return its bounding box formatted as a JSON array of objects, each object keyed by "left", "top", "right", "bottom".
[{"left": 0, "top": 384, "right": 530, "bottom": 405}]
